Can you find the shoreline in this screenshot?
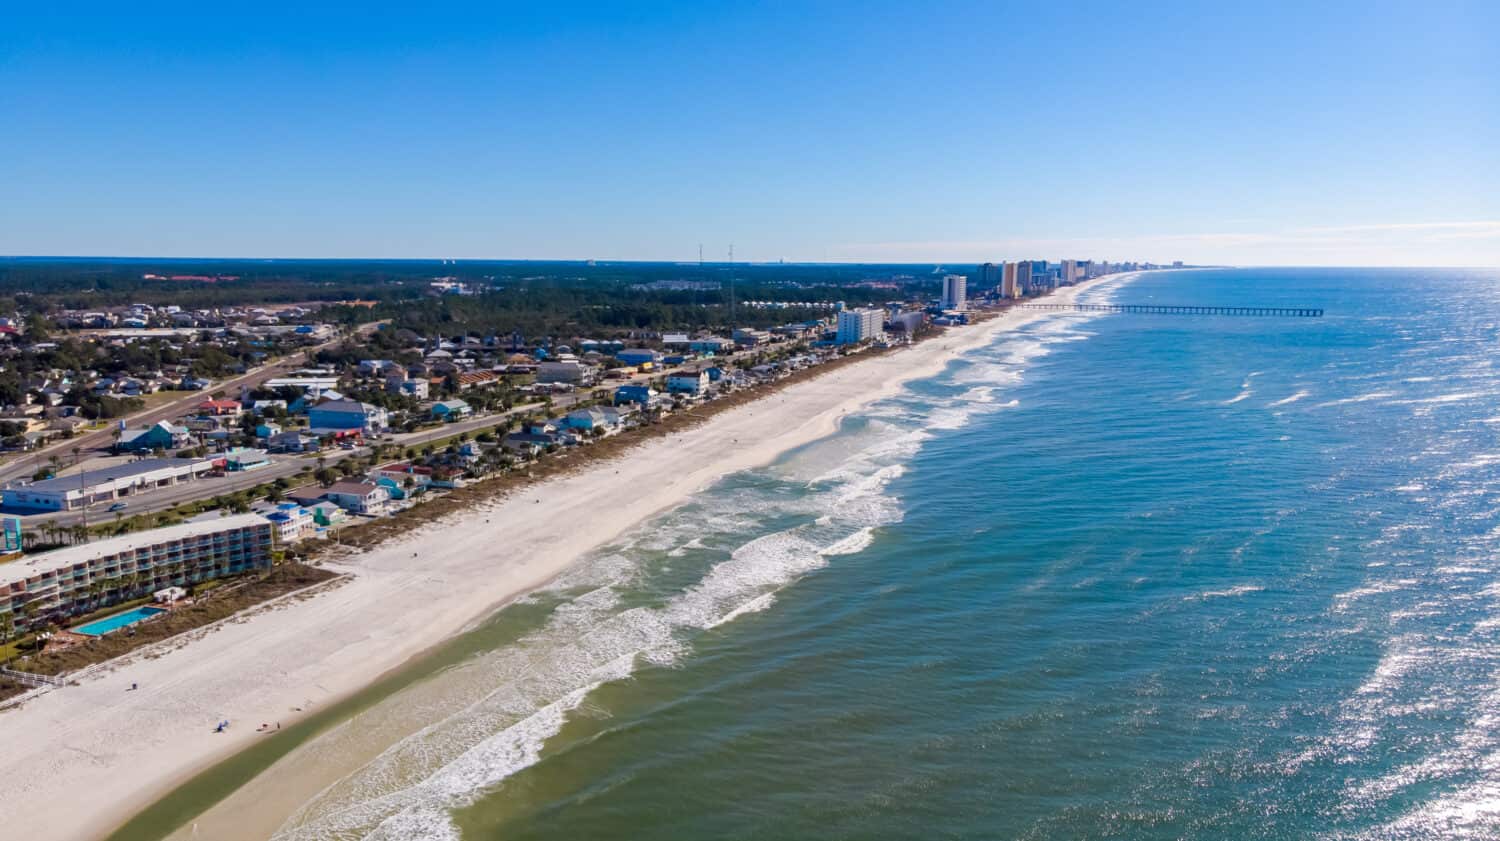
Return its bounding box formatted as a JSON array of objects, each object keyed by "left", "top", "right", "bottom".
[{"left": 0, "top": 275, "right": 1123, "bottom": 841}]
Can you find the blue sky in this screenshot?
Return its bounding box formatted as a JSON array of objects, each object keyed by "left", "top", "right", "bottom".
[{"left": 2, "top": 1, "right": 1496, "bottom": 265}]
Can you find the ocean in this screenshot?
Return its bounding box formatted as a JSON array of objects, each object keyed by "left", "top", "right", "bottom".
[{"left": 148, "top": 267, "right": 1500, "bottom": 840}]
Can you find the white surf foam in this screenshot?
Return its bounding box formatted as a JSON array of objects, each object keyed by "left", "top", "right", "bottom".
[
  {"left": 1267, "top": 389, "right": 1310, "bottom": 407},
  {"left": 272, "top": 283, "right": 1137, "bottom": 839}
]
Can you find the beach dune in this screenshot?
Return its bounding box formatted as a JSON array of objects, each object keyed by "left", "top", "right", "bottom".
[{"left": 0, "top": 279, "right": 1110, "bottom": 841}]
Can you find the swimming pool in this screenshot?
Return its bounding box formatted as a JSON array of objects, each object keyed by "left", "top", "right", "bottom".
[{"left": 72, "top": 606, "right": 166, "bottom": 636}]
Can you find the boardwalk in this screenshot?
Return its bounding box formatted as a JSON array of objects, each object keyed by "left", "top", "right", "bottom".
[{"left": 1019, "top": 303, "right": 1323, "bottom": 317}]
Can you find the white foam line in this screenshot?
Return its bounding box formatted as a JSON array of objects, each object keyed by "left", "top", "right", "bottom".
[
  {"left": 1267, "top": 389, "right": 1311, "bottom": 407},
  {"left": 1316, "top": 390, "right": 1397, "bottom": 408}
]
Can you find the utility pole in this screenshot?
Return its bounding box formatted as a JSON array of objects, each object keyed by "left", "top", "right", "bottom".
[
  {"left": 74, "top": 446, "right": 86, "bottom": 539},
  {"left": 728, "top": 244, "right": 736, "bottom": 324}
]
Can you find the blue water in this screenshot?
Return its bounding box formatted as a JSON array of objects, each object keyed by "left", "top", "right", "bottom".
[
  {"left": 74, "top": 606, "right": 165, "bottom": 636},
  {"left": 249, "top": 267, "right": 1500, "bottom": 840}
]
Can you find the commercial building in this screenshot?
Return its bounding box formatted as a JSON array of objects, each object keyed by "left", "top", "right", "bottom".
[
  {"left": 222, "top": 448, "right": 271, "bottom": 471},
  {"left": 2, "top": 458, "right": 215, "bottom": 512},
  {"left": 732, "top": 328, "right": 772, "bottom": 347},
  {"left": 307, "top": 399, "right": 388, "bottom": 433},
  {"left": 118, "top": 420, "right": 194, "bottom": 453},
  {"left": 0, "top": 514, "right": 274, "bottom": 632},
  {"left": 536, "top": 360, "right": 596, "bottom": 384},
  {"left": 616, "top": 348, "right": 662, "bottom": 367},
  {"left": 836, "top": 308, "right": 886, "bottom": 345},
  {"left": 431, "top": 399, "right": 472, "bottom": 420}
]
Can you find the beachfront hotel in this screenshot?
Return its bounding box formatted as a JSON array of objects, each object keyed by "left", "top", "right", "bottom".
[
  {"left": 0, "top": 514, "right": 273, "bottom": 633},
  {"left": 836, "top": 308, "right": 886, "bottom": 345}
]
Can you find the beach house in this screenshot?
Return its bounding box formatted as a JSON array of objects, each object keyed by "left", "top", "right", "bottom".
[
  {"left": 613, "top": 384, "right": 658, "bottom": 406},
  {"left": 263, "top": 502, "right": 316, "bottom": 544},
  {"left": 666, "top": 370, "right": 710, "bottom": 396},
  {"left": 308, "top": 501, "right": 346, "bottom": 529},
  {"left": 321, "top": 481, "right": 391, "bottom": 516},
  {"left": 565, "top": 407, "right": 622, "bottom": 433}
]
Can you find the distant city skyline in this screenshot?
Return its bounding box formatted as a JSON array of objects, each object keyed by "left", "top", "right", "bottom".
[{"left": 2, "top": 2, "right": 1496, "bottom": 266}]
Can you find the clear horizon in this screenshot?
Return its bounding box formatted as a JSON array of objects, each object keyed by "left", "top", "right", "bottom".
[
  {"left": 2, "top": 2, "right": 1496, "bottom": 267},
  {"left": 1, "top": 255, "right": 1497, "bottom": 271}
]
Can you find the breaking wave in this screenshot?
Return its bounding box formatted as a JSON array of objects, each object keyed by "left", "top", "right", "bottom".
[{"left": 270, "top": 282, "right": 1132, "bottom": 840}]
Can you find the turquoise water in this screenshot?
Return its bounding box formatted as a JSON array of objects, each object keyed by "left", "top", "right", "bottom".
[
  {"left": 74, "top": 606, "right": 165, "bottom": 636},
  {"left": 258, "top": 267, "right": 1500, "bottom": 840}
]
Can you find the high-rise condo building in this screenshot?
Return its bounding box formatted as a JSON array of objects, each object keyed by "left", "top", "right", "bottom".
[
  {"left": 977, "top": 262, "right": 1000, "bottom": 292},
  {"left": 941, "top": 274, "right": 967, "bottom": 310},
  {"left": 1001, "top": 262, "right": 1022, "bottom": 298},
  {"left": 836, "top": 308, "right": 886, "bottom": 345}
]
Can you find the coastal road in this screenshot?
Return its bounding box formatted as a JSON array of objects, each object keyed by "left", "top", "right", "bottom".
[
  {"left": 0, "top": 321, "right": 387, "bottom": 486},
  {"left": 22, "top": 397, "right": 562, "bottom": 529},
  {"left": 13, "top": 345, "right": 747, "bottom": 528}
]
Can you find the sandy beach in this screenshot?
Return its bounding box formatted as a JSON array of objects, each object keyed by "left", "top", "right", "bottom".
[{"left": 0, "top": 278, "right": 1111, "bottom": 841}]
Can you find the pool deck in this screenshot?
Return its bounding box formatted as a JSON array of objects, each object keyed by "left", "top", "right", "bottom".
[{"left": 70, "top": 606, "right": 168, "bottom": 637}]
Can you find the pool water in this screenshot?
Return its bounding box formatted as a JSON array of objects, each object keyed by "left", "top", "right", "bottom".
[{"left": 73, "top": 606, "right": 166, "bottom": 636}]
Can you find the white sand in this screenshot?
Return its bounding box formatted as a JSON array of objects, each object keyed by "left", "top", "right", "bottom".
[{"left": 0, "top": 279, "right": 1111, "bottom": 841}]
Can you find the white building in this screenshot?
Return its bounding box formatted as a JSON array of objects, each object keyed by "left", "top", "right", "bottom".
[
  {"left": 2, "top": 458, "right": 216, "bottom": 512},
  {"left": 836, "top": 308, "right": 885, "bottom": 345},
  {"left": 536, "top": 360, "right": 596, "bottom": 384},
  {"left": 263, "top": 503, "right": 316, "bottom": 544},
  {"left": 666, "top": 370, "right": 710, "bottom": 395},
  {"left": 0, "top": 513, "right": 274, "bottom": 631},
  {"left": 942, "top": 274, "right": 968, "bottom": 310}
]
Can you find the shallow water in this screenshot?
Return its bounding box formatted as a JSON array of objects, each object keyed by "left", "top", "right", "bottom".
[{"left": 142, "top": 267, "right": 1500, "bottom": 839}]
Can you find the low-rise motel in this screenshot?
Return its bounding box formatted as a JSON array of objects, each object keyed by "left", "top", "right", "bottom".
[{"left": 0, "top": 514, "right": 273, "bottom": 633}]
